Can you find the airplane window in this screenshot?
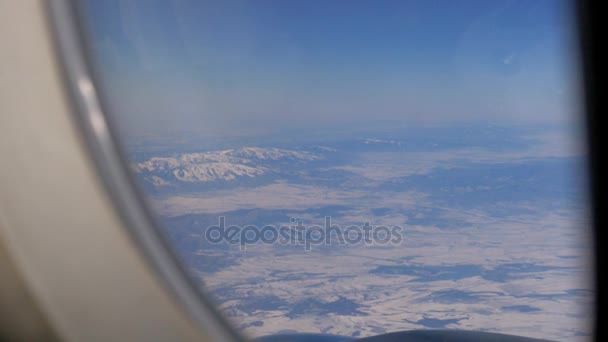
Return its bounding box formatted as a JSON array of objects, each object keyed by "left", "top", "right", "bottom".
[{"left": 73, "top": 0, "right": 592, "bottom": 340}]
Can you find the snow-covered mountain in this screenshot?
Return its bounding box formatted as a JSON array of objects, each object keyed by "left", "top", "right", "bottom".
[{"left": 133, "top": 147, "right": 322, "bottom": 187}]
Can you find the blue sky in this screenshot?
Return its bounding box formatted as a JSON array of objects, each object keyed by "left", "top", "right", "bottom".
[{"left": 81, "top": 0, "right": 581, "bottom": 137}]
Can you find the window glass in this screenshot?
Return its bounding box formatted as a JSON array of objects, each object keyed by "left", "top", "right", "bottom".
[{"left": 76, "top": 1, "right": 592, "bottom": 340}]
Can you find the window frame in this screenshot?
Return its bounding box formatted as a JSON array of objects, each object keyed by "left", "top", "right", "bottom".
[{"left": 46, "top": 2, "right": 242, "bottom": 341}]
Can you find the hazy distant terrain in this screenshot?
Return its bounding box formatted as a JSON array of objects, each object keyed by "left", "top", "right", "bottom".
[{"left": 129, "top": 125, "right": 592, "bottom": 341}]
